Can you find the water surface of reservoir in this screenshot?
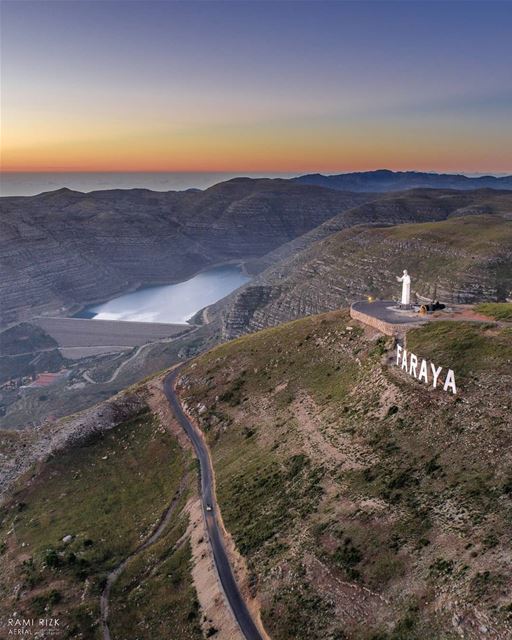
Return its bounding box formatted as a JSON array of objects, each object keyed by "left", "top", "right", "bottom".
[{"left": 77, "top": 265, "right": 250, "bottom": 324}]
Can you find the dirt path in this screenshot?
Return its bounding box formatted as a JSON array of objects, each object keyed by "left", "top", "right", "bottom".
[
  {"left": 100, "top": 476, "right": 189, "bottom": 640},
  {"left": 85, "top": 328, "right": 199, "bottom": 384}
]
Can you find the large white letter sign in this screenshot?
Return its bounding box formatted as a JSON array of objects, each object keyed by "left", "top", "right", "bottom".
[
  {"left": 418, "top": 359, "right": 428, "bottom": 384},
  {"left": 395, "top": 346, "right": 457, "bottom": 395},
  {"left": 443, "top": 369, "right": 457, "bottom": 394},
  {"left": 409, "top": 353, "right": 418, "bottom": 378},
  {"left": 430, "top": 363, "right": 442, "bottom": 389}
]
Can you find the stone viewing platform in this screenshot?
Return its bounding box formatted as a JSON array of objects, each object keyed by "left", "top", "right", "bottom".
[
  {"left": 350, "top": 300, "right": 429, "bottom": 336},
  {"left": 350, "top": 300, "right": 499, "bottom": 336}
]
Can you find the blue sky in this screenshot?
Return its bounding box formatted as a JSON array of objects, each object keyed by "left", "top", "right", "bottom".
[{"left": 1, "top": 0, "right": 511, "bottom": 172}]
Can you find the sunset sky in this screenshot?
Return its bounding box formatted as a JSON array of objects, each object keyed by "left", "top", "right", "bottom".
[{"left": 1, "top": 0, "right": 511, "bottom": 174}]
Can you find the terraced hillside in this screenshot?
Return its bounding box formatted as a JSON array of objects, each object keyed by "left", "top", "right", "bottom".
[
  {"left": 237, "top": 188, "right": 512, "bottom": 276},
  {"left": 221, "top": 204, "right": 512, "bottom": 338},
  {"left": 178, "top": 311, "right": 512, "bottom": 639},
  {"left": 3, "top": 181, "right": 510, "bottom": 329},
  {"left": 0, "top": 179, "right": 371, "bottom": 326}
]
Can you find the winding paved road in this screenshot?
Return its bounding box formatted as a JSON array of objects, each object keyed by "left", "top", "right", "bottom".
[{"left": 163, "top": 369, "right": 265, "bottom": 640}]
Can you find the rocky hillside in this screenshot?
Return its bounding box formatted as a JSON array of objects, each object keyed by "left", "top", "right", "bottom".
[
  {"left": 4, "top": 179, "right": 510, "bottom": 329},
  {"left": 0, "top": 179, "right": 371, "bottom": 326},
  {"left": 0, "top": 322, "right": 67, "bottom": 385},
  {"left": 294, "top": 169, "right": 512, "bottom": 192},
  {"left": 222, "top": 188, "right": 512, "bottom": 278},
  {"left": 1, "top": 307, "right": 511, "bottom": 639},
  {"left": 0, "top": 382, "right": 210, "bottom": 640},
  {"left": 178, "top": 311, "right": 512, "bottom": 639},
  {"left": 220, "top": 193, "right": 512, "bottom": 338}
]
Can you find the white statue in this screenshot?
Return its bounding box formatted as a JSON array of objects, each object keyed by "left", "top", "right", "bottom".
[{"left": 396, "top": 269, "right": 411, "bottom": 305}]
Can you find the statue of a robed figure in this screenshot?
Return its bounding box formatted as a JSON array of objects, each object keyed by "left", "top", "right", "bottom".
[{"left": 396, "top": 270, "right": 411, "bottom": 306}]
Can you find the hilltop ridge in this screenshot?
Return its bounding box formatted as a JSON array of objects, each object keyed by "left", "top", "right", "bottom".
[
  {"left": 294, "top": 169, "right": 512, "bottom": 192},
  {"left": 177, "top": 310, "right": 512, "bottom": 639},
  {"left": 219, "top": 197, "right": 512, "bottom": 338}
]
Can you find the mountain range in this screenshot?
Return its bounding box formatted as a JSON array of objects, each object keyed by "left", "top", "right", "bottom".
[
  {"left": 2, "top": 173, "right": 511, "bottom": 328},
  {"left": 1, "top": 177, "right": 511, "bottom": 429},
  {"left": 218, "top": 190, "right": 512, "bottom": 338},
  {"left": 1, "top": 172, "right": 512, "bottom": 639},
  {"left": 293, "top": 169, "right": 512, "bottom": 192},
  {"left": 0, "top": 179, "right": 370, "bottom": 326}
]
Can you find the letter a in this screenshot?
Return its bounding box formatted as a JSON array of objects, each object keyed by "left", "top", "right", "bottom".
[
  {"left": 443, "top": 369, "right": 457, "bottom": 395},
  {"left": 401, "top": 349, "right": 408, "bottom": 371},
  {"left": 418, "top": 359, "right": 428, "bottom": 383},
  {"left": 430, "top": 363, "right": 442, "bottom": 388}
]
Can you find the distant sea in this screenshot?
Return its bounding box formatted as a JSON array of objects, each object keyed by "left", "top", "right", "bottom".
[{"left": 0, "top": 172, "right": 298, "bottom": 197}]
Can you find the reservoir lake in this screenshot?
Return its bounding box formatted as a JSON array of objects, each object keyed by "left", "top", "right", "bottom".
[{"left": 77, "top": 265, "right": 250, "bottom": 324}]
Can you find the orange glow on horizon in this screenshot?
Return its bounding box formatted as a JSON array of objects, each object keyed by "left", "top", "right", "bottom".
[
  {"left": 2, "top": 117, "right": 510, "bottom": 175},
  {"left": 3, "top": 145, "right": 510, "bottom": 175},
  {"left": 2, "top": 88, "right": 510, "bottom": 175},
  {"left": 2, "top": 1, "right": 511, "bottom": 177}
]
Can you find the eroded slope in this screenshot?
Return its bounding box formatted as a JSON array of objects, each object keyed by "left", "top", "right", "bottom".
[
  {"left": 0, "top": 179, "right": 370, "bottom": 325},
  {"left": 0, "top": 404, "right": 201, "bottom": 639},
  {"left": 221, "top": 208, "right": 512, "bottom": 338},
  {"left": 178, "top": 311, "right": 512, "bottom": 639}
]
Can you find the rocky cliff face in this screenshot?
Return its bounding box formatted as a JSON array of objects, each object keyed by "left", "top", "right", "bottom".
[
  {"left": 3, "top": 180, "right": 509, "bottom": 333},
  {"left": 220, "top": 191, "right": 512, "bottom": 338},
  {"left": 0, "top": 179, "right": 371, "bottom": 326}
]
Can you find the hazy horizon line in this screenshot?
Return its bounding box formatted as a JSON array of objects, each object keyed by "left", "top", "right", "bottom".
[{"left": 1, "top": 169, "right": 511, "bottom": 177}]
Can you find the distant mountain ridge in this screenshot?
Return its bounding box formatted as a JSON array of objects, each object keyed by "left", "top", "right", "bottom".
[
  {"left": 0, "top": 179, "right": 371, "bottom": 325},
  {"left": 218, "top": 190, "right": 512, "bottom": 338},
  {"left": 3, "top": 179, "right": 511, "bottom": 328},
  {"left": 293, "top": 169, "right": 512, "bottom": 192}
]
